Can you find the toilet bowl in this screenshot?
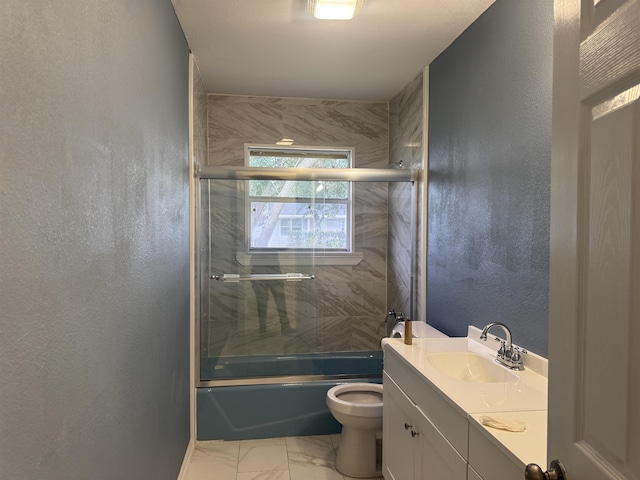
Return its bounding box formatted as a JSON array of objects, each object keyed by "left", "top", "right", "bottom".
[{"left": 326, "top": 382, "right": 383, "bottom": 478}]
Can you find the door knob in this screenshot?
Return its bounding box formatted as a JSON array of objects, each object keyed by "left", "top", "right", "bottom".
[{"left": 524, "top": 460, "right": 567, "bottom": 480}]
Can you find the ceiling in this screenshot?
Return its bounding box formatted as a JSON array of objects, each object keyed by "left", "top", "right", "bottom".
[{"left": 171, "top": 0, "right": 495, "bottom": 101}]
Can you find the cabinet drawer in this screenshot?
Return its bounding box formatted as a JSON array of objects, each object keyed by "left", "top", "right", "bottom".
[
  {"left": 468, "top": 421, "right": 524, "bottom": 480},
  {"left": 384, "top": 348, "right": 469, "bottom": 459}
]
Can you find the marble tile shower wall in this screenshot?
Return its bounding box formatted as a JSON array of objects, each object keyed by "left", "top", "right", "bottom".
[
  {"left": 192, "top": 61, "right": 211, "bottom": 354},
  {"left": 204, "top": 95, "right": 391, "bottom": 359},
  {"left": 388, "top": 72, "right": 424, "bottom": 320}
]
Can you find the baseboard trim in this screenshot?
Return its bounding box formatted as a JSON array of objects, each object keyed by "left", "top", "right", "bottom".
[{"left": 177, "top": 438, "right": 195, "bottom": 480}]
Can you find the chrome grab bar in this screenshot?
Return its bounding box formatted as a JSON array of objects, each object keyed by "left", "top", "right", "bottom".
[{"left": 211, "top": 273, "right": 315, "bottom": 282}]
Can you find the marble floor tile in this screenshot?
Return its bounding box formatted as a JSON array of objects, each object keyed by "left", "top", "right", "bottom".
[
  {"left": 191, "top": 440, "right": 239, "bottom": 463},
  {"left": 186, "top": 434, "right": 388, "bottom": 480},
  {"left": 241, "top": 437, "right": 287, "bottom": 446},
  {"left": 185, "top": 460, "right": 237, "bottom": 480},
  {"left": 288, "top": 463, "right": 345, "bottom": 480},
  {"left": 237, "top": 470, "right": 291, "bottom": 480},
  {"left": 187, "top": 440, "right": 239, "bottom": 480},
  {"left": 285, "top": 435, "right": 336, "bottom": 467},
  {"left": 238, "top": 438, "right": 289, "bottom": 473}
]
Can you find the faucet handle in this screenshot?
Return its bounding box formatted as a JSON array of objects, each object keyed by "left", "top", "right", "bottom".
[
  {"left": 384, "top": 310, "right": 396, "bottom": 324},
  {"left": 497, "top": 341, "right": 506, "bottom": 358},
  {"left": 510, "top": 347, "right": 523, "bottom": 366}
]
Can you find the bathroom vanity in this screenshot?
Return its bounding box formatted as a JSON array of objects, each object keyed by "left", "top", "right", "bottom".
[{"left": 382, "top": 327, "right": 548, "bottom": 480}]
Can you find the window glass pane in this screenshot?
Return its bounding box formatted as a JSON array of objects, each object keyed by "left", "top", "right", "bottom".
[
  {"left": 248, "top": 153, "right": 349, "bottom": 200},
  {"left": 249, "top": 153, "right": 349, "bottom": 168},
  {"left": 247, "top": 147, "right": 352, "bottom": 252},
  {"left": 250, "top": 179, "right": 348, "bottom": 200},
  {"left": 279, "top": 219, "right": 290, "bottom": 235},
  {"left": 251, "top": 201, "right": 347, "bottom": 250}
]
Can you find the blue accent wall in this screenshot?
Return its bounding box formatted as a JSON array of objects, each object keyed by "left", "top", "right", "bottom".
[
  {"left": 427, "top": 0, "right": 554, "bottom": 356},
  {"left": 0, "top": 1, "right": 190, "bottom": 477}
]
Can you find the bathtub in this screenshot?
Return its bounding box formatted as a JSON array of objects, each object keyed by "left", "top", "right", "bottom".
[{"left": 197, "top": 351, "right": 383, "bottom": 440}]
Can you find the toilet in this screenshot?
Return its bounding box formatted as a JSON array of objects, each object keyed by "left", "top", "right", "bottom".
[
  {"left": 326, "top": 321, "right": 448, "bottom": 478},
  {"left": 326, "top": 382, "right": 383, "bottom": 478}
]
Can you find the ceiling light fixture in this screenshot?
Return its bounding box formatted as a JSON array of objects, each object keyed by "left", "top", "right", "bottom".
[{"left": 307, "top": 0, "right": 364, "bottom": 20}]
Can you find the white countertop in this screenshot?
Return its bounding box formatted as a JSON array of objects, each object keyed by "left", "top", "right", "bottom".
[
  {"left": 468, "top": 410, "right": 548, "bottom": 469},
  {"left": 382, "top": 336, "right": 548, "bottom": 414},
  {"left": 382, "top": 326, "right": 548, "bottom": 470}
]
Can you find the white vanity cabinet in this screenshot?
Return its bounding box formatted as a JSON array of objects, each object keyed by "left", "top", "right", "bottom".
[
  {"left": 383, "top": 372, "right": 467, "bottom": 480},
  {"left": 467, "top": 422, "right": 524, "bottom": 479},
  {"left": 383, "top": 347, "right": 468, "bottom": 480},
  {"left": 383, "top": 372, "right": 420, "bottom": 480},
  {"left": 381, "top": 333, "right": 548, "bottom": 480},
  {"left": 467, "top": 410, "right": 548, "bottom": 480}
]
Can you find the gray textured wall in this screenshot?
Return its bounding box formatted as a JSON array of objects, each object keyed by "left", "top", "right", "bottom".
[
  {"left": 0, "top": 1, "right": 191, "bottom": 478},
  {"left": 427, "top": 0, "right": 553, "bottom": 356}
]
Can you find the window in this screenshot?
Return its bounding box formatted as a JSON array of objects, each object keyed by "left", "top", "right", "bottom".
[{"left": 246, "top": 145, "right": 352, "bottom": 252}]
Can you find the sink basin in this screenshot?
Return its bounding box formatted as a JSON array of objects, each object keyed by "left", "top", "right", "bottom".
[{"left": 425, "top": 352, "right": 518, "bottom": 383}]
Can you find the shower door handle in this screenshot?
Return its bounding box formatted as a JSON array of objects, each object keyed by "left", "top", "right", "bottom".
[{"left": 211, "top": 273, "right": 315, "bottom": 282}]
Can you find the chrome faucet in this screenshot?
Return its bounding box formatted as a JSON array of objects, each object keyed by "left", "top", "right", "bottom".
[{"left": 480, "top": 322, "right": 525, "bottom": 370}]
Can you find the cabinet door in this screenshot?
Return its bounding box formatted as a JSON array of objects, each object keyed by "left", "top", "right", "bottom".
[
  {"left": 383, "top": 373, "right": 416, "bottom": 480},
  {"left": 468, "top": 422, "right": 524, "bottom": 479},
  {"left": 415, "top": 408, "right": 467, "bottom": 480}
]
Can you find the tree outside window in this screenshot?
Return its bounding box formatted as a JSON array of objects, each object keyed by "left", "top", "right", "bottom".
[{"left": 247, "top": 146, "right": 352, "bottom": 251}]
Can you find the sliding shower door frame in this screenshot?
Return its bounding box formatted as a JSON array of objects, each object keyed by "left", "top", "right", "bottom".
[{"left": 195, "top": 166, "right": 419, "bottom": 388}]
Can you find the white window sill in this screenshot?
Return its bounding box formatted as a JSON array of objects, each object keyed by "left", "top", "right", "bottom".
[{"left": 235, "top": 251, "right": 363, "bottom": 266}]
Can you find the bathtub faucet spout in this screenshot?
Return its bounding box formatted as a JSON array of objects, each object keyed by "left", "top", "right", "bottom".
[{"left": 384, "top": 309, "right": 405, "bottom": 337}]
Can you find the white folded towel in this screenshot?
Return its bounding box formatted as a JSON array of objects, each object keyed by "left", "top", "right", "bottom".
[{"left": 479, "top": 415, "right": 527, "bottom": 432}]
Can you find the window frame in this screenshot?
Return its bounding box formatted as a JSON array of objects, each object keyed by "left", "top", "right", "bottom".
[{"left": 244, "top": 144, "right": 355, "bottom": 254}]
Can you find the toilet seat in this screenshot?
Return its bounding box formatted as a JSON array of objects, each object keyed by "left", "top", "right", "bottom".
[{"left": 326, "top": 383, "right": 383, "bottom": 417}]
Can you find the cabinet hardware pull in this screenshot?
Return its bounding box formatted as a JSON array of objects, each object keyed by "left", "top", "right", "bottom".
[
  {"left": 411, "top": 430, "right": 419, "bottom": 437},
  {"left": 404, "top": 423, "right": 412, "bottom": 430}
]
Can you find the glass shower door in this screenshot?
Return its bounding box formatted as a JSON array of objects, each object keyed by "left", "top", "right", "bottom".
[
  {"left": 197, "top": 165, "right": 416, "bottom": 385},
  {"left": 199, "top": 177, "right": 330, "bottom": 381}
]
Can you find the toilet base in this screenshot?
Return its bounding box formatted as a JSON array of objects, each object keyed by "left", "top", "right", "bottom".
[{"left": 336, "top": 425, "right": 381, "bottom": 478}]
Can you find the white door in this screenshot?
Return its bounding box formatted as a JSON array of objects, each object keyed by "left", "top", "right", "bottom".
[{"left": 547, "top": 0, "right": 640, "bottom": 479}]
